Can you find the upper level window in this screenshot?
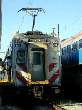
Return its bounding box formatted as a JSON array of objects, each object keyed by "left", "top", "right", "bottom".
[
  {"left": 16, "top": 49, "right": 25, "bottom": 64},
  {"left": 72, "top": 42, "right": 78, "bottom": 50},
  {"left": 79, "top": 39, "right": 82, "bottom": 48},
  {"left": 67, "top": 45, "right": 71, "bottom": 52},
  {"left": 62, "top": 47, "right": 67, "bottom": 54},
  {"left": 62, "top": 48, "right": 64, "bottom": 55}
]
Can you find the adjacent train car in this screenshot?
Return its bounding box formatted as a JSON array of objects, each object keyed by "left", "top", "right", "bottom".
[
  {"left": 3, "top": 31, "right": 61, "bottom": 97},
  {"left": 61, "top": 32, "right": 82, "bottom": 92}
]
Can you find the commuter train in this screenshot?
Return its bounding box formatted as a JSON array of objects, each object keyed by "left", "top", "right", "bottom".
[
  {"left": 61, "top": 31, "right": 82, "bottom": 92},
  {"left": 0, "top": 7, "right": 62, "bottom": 98},
  {"left": 3, "top": 30, "right": 61, "bottom": 97}
]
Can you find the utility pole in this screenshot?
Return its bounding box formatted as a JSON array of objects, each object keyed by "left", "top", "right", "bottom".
[
  {"left": 52, "top": 27, "right": 55, "bottom": 36},
  {"left": 57, "top": 24, "right": 62, "bottom": 87},
  {"left": 18, "top": 8, "right": 45, "bottom": 31},
  {"left": 58, "top": 24, "right": 59, "bottom": 39}
]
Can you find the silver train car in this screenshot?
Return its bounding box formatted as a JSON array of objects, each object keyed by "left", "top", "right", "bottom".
[{"left": 3, "top": 31, "right": 61, "bottom": 97}]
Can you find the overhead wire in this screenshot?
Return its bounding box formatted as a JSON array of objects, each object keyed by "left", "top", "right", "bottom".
[
  {"left": 17, "top": 0, "right": 33, "bottom": 32},
  {"left": 17, "top": 12, "right": 27, "bottom": 32}
]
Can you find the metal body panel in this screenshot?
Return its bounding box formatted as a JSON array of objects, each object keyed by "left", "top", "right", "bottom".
[
  {"left": 61, "top": 32, "right": 82, "bottom": 92},
  {"left": 47, "top": 39, "right": 61, "bottom": 86}
]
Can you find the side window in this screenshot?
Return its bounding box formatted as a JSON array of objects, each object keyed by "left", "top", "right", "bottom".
[
  {"left": 72, "top": 42, "right": 78, "bottom": 50},
  {"left": 62, "top": 48, "right": 64, "bottom": 55},
  {"left": 79, "top": 39, "right": 82, "bottom": 48},
  {"left": 62, "top": 47, "right": 67, "bottom": 55},
  {"left": 63, "top": 47, "right": 67, "bottom": 54},
  {"left": 16, "top": 49, "right": 25, "bottom": 64},
  {"left": 67, "top": 45, "right": 71, "bottom": 52}
]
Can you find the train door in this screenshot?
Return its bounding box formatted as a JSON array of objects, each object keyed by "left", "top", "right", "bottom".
[{"left": 31, "top": 48, "right": 45, "bottom": 81}]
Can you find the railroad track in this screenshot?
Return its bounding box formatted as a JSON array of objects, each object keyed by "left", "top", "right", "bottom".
[
  {"left": 53, "top": 104, "right": 65, "bottom": 110},
  {"left": 32, "top": 97, "right": 66, "bottom": 110}
]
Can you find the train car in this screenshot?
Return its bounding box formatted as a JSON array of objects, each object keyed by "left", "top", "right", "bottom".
[
  {"left": 3, "top": 30, "right": 61, "bottom": 97},
  {"left": 61, "top": 31, "right": 82, "bottom": 92}
]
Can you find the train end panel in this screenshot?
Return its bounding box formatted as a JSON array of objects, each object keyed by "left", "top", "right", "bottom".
[{"left": 3, "top": 31, "right": 61, "bottom": 97}]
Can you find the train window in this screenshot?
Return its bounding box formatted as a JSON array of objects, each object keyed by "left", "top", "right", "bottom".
[
  {"left": 72, "top": 42, "right": 78, "bottom": 50},
  {"left": 79, "top": 39, "right": 82, "bottom": 48},
  {"left": 62, "top": 48, "right": 64, "bottom": 55},
  {"left": 16, "top": 49, "right": 25, "bottom": 64},
  {"left": 33, "top": 52, "right": 41, "bottom": 65},
  {"left": 63, "top": 47, "right": 67, "bottom": 54},
  {"left": 67, "top": 45, "right": 71, "bottom": 52}
]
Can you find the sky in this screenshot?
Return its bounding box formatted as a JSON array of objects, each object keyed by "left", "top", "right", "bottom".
[{"left": 0, "top": 0, "right": 82, "bottom": 59}]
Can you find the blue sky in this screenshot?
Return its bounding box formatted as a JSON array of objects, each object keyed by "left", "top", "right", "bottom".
[{"left": 0, "top": 0, "right": 82, "bottom": 59}]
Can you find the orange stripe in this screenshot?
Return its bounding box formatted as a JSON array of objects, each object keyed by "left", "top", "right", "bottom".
[
  {"left": 49, "top": 63, "right": 57, "bottom": 72},
  {"left": 49, "top": 70, "right": 60, "bottom": 83},
  {"left": 16, "top": 72, "right": 28, "bottom": 86}
]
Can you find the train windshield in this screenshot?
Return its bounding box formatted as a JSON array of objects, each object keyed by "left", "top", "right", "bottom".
[
  {"left": 31, "top": 48, "right": 45, "bottom": 81},
  {"left": 33, "top": 52, "right": 41, "bottom": 65}
]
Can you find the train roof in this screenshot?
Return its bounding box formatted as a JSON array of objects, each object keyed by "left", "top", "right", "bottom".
[
  {"left": 61, "top": 31, "right": 82, "bottom": 48},
  {"left": 13, "top": 31, "right": 59, "bottom": 42}
]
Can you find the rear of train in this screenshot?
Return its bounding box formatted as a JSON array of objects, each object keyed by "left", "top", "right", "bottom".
[{"left": 3, "top": 31, "right": 61, "bottom": 97}]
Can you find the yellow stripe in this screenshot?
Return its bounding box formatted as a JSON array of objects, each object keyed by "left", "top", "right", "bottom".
[{"left": 29, "top": 80, "right": 49, "bottom": 85}]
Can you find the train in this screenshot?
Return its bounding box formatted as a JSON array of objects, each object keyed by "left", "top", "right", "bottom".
[
  {"left": 61, "top": 31, "right": 82, "bottom": 93},
  {"left": 2, "top": 30, "right": 61, "bottom": 97},
  {"left": 0, "top": 7, "right": 62, "bottom": 99}
]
